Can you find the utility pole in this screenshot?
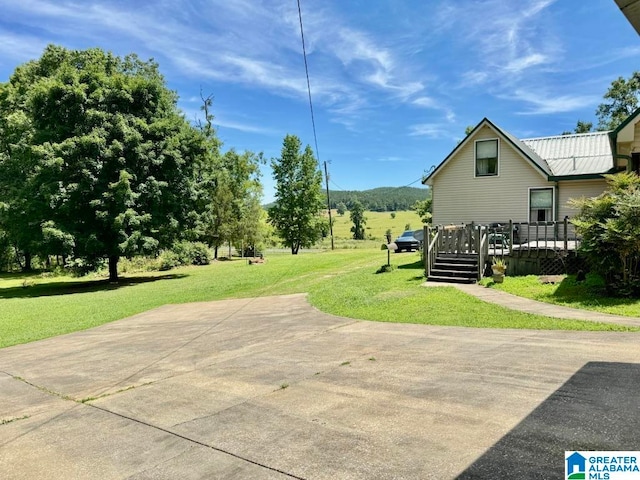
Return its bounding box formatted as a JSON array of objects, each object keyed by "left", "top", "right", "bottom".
[{"left": 324, "top": 160, "right": 335, "bottom": 250}]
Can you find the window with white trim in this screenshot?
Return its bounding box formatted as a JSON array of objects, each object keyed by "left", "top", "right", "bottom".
[
  {"left": 475, "top": 139, "right": 498, "bottom": 177},
  {"left": 530, "top": 188, "right": 553, "bottom": 222}
]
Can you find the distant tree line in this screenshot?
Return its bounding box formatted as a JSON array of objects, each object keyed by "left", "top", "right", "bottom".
[{"left": 325, "top": 187, "right": 430, "bottom": 212}]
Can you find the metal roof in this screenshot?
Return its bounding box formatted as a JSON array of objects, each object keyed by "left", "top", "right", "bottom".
[
  {"left": 521, "top": 131, "right": 614, "bottom": 177},
  {"left": 499, "top": 128, "right": 551, "bottom": 176}
]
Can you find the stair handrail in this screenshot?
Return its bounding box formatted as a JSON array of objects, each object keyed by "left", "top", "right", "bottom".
[{"left": 425, "top": 226, "right": 440, "bottom": 278}]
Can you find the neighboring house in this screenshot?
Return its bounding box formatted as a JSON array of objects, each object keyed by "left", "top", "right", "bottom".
[{"left": 422, "top": 109, "right": 640, "bottom": 226}]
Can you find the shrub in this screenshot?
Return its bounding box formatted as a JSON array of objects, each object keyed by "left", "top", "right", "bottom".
[
  {"left": 66, "top": 257, "right": 105, "bottom": 277},
  {"left": 158, "top": 241, "right": 212, "bottom": 271},
  {"left": 571, "top": 172, "right": 640, "bottom": 296},
  {"left": 118, "top": 256, "right": 161, "bottom": 273},
  {"left": 189, "top": 242, "right": 212, "bottom": 265},
  {"left": 171, "top": 241, "right": 212, "bottom": 266},
  {"left": 158, "top": 251, "right": 181, "bottom": 271}
]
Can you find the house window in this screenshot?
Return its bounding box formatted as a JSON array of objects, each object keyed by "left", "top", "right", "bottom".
[
  {"left": 631, "top": 153, "right": 640, "bottom": 174},
  {"left": 530, "top": 188, "right": 553, "bottom": 222},
  {"left": 475, "top": 139, "right": 498, "bottom": 177}
]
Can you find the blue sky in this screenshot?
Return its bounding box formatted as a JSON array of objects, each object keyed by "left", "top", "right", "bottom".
[{"left": 1, "top": 0, "right": 638, "bottom": 202}]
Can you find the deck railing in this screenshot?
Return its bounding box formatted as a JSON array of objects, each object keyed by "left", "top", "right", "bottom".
[
  {"left": 424, "top": 226, "right": 440, "bottom": 278},
  {"left": 423, "top": 217, "right": 581, "bottom": 276}
]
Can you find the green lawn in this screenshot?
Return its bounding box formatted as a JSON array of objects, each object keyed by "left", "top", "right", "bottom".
[
  {"left": 480, "top": 273, "right": 640, "bottom": 318},
  {"left": 0, "top": 250, "right": 635, "bottom": 349},
  {"left": 317, "top": 210, "right": 423, "bottom": 248}
]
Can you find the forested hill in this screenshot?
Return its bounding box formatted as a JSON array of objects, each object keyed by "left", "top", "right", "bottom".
[{"left": 326, "top": 186, "right": 430, "bottom": 212}]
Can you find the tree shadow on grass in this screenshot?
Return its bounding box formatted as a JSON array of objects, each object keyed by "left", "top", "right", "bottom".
[
  {"left": 0, "top": 273, "right": 188, "bottom": 299},
  {"left": 551, "top": 274, "right": 638, "bottom": 310},
  {"left": 0, "top": 271, "right": 48, "bottom": 281},
  {"left": 396, "top": 259, "right": 425, "bottom": 281}
]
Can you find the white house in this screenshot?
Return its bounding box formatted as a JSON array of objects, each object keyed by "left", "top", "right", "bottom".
[{"left": 422, "top": 109, "right": 640, "bottom": 227}]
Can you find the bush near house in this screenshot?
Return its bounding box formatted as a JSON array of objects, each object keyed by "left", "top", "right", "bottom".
[{"left": 571, "top": 172, "right": 640, "bottom": 296}]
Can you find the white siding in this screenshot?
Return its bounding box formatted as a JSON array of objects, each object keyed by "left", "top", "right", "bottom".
[
  {"left": 557, "top": 178, "right": 607, "bottom": 220},
  {"left": 431, "top": 125, "right": 552, "bottom": 225}
]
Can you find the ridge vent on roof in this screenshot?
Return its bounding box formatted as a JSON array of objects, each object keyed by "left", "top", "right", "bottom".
[{"left": 521, "top": 131, "right": 612, "bottom": 141}]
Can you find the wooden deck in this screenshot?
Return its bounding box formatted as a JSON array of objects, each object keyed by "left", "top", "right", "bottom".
[{"left": 424, "top": 219, "right": 584, "bottom": 279}]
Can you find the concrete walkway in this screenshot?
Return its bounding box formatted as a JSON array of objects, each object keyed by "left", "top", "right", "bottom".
[
  {"left": 2, "top": 293, "right": 640, "bottom": 479},
  {"left": 423, "top": 281, "right": 640, "bottom": 328}
]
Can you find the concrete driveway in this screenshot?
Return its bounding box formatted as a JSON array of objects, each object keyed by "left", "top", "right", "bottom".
[{"left": 1, "top": 293, "right": 639, "bottom": 479}]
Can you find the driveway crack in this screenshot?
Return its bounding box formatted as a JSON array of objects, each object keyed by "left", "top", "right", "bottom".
[{"left": 87, "top": 402, "right": 307, "bottom": 480}]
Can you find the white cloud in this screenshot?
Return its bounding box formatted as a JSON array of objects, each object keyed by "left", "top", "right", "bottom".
[
  {"left": 445, "top": 110, "right": 456, "bottom": 123},
  {"left": 0, "top": 0, "right": 450, "bottom": 131},
  {"left": 377, "top": 156, "right": 405, "bottom": 162},
  {"left": 411, "top": 97, "right": 456, "bottom": 125},
  {"left": 460, "top": 70, "right": 489, "bottom": 87},
  {"left": 509, "top": 90, "right": 601, "bottom": 115},
  {"left": 412, "top": 96, "right": 438, "bottom": 108},
  {"left": 0, "top": 33, "right": 48, "bottom": 65},
  {"left": 442, "top": 0, "right": 606, "bottom": 117},
  {"left": 408, "top": 123, "right": 451, "bottom": 138},
  {"left": 448, "top": 0, "right": 558, "bottom": 87},
  {"left": 214, "top": 119, "right": 277, "bottom": 135},
  {"left": 565, "top": 46, "right": 640, "bottom": 72},
  {"left": 505, "top": 53, "right": 548, "bottom": 73}
]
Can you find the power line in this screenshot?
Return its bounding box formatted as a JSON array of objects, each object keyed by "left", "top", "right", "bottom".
[
  {"left": 296, "top": 0, "right": 320, "bottom": 162},
  {"left": 330, "top": 179, "right": 347, "bottom": 191},
  {"left": 330, "top": 177, "right": 426, "bottom": 192},
  {"left": 296, "top": 0, "right": 428, "bottom": 209},
  {"left": 297, "top": 0, "right": 334, "bottom": 249},
  {"left": 403, "top": 177, "right": 425, "bottom": 187}
]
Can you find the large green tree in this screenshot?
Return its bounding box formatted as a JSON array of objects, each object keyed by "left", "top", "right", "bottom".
[
  {"left": 0, "top": 95, "right": 48, "bottom": 271},
  {"left": 0, "top": 45, "right": 208, "bottom": 281},
  {"left": 213, "top": 149, "right": 264, "bottom": 257},
  {"left": 596, "top": 71, "right": 640, "bottom": 130},
  {"left": 412, "top": 198, "right": 432, "bottom": 224},
  {"left": 192, "top": 94, "right": 264, "bottom": 259},
  {"left": 268, "top": 134, "right": 324, "bottom": 254}
]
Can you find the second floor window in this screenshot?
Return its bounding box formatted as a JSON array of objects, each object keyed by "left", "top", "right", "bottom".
[{"left": 476, "top": 139, "right": 498, "bottom": 176}]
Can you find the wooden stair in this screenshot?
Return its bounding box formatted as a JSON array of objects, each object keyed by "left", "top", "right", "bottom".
[{"left": 428, "top": 253, "right": 479, "bottom": 284}]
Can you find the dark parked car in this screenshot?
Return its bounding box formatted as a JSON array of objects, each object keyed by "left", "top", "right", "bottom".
[{"left": 394, "top": 230, "right": 420, "bottom": 252}]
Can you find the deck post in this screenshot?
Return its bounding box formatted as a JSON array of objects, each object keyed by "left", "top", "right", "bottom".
[
  {"left": 564, "top": 216, "right": 569, "bottom": 252},
  {"left": 424, "top": 225, "right": 430, "bottom": 276},
  {"left": 477, "top": 224, "right": 483, "bottom": 280}
]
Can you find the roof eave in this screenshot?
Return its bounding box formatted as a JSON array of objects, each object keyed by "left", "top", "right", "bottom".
[
  {"left": 422, "top": 119, "right": 489, "bottom": 185},
  {"left": 549, "top": 170, "right": 618, "bottom": 181}
]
